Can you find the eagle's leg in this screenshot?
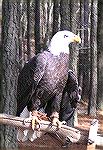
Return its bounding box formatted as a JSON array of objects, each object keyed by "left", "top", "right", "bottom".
[
  {"left": 49, "top": 92, "right": 66, "bottom": 128},
  {"left": 51, "top": 112, "right": 65, "bottom": 128},
  {"left": 31, "top": 110, "right": 41, "bottom": 130},
  {"left": 23, "top": 110, "right": 40, "bottom": 130}
]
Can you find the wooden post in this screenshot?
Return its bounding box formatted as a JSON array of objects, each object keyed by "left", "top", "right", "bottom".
[{"left": 87, "top": 119, "right": 98, "bottom": 150}]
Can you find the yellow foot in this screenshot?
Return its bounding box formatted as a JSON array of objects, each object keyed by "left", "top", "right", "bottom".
[
  {"left": 31, "top": 116, "right": 40, "bottom": 130},
  {"left": 51, "top": 112, "right": 66, "bottom": 129},
  {"left": 52, "top": 117, "right": 66, "bottom": 129},
  {"left": 23, "top": 111, "right": 41, "bottom": 130}
]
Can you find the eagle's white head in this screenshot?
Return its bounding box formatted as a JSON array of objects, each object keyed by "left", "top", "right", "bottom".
[{"left": 48, "top": 30, "right": 81, "bottom": 56}]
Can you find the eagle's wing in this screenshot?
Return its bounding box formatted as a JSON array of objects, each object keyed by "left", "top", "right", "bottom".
[
  {"left": 66, "top": 70, "right": 80, "bottom": 108},
  {"left": 16, "top": 51, "right": 50, "bottom": 116}
]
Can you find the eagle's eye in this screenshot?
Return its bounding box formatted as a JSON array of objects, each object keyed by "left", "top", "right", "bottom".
[{"left": 64, "top": 35, "right": 68, "bottom": 38}]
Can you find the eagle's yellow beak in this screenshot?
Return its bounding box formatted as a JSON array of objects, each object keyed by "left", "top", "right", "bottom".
[{"left": 72, "top": 36, "right": 81, "bottom": 43}]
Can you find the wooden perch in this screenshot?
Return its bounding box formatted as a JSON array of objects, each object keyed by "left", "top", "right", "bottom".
[
  {"left": 0, "top": 113, "right": 80, "bottom": 143},
  {"left": 0, "top": 114, "right": 99, "bottom": 145}
]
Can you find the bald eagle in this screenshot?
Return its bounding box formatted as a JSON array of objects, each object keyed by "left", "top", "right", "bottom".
[{"left": 16, "top": 30, "right": 81, "bottom": 128}]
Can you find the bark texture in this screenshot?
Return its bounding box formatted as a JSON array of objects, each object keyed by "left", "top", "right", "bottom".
[
  {"left": 97, "top": 0, "right": 103, "bottom": 110},
  {"left": 88, "top": 0, "right": 98, "bottom": 116},
  {"left": 0, "top": 0, "right": 19, "bottom": 149}
]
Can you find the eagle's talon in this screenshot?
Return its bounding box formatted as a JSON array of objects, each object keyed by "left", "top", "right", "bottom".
[
  {"left": 23, "top": 116, "right": 40, "bottom": 130},
  {"left": 61, "top": 121, "right": 67, "bottom": 125},
  {"left": 23, "top": 118, "right": 32, "bottom": 125},
  {"left": 52, "top": 117, "right": 62, "bottom": 129},
  {"left": 31, "top": 116, "right": 40, "bottom": 130},
  {"left": 50, "top": 112, "right": 62, "bottom": 128}
]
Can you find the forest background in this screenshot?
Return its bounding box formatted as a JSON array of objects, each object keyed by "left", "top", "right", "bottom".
[{"left": 0, "top": 0, "right": 103, "bottom": 149}]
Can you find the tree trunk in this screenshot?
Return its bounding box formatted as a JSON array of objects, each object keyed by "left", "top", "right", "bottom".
[
  {"left": 60, "top": 0, "right": 70, "bottom": 30},
  {"left": 52, "top": 0, "right": 60, "bottom": 36},
  {"left": 69, "top": 0, "right": 79, "bottom": 74},
  {"left": 0, "top": 0, "right": 19, "bottom": 148},
  {"left": 82, "top": 0, "right": 90, "bottom": 101},
  {"left": 69, "top": 0, "right": 80, "bottom": 126},
  {"left": 88, "top": 0, "right": 98, "bottom": 116},
  {"left": 27, "top": 0, "right": 31, "bottom": 59},
  {"left": 17, "top": 0, "right": 23, "bottom": 70},
  {"left": 78, "top": 0, "right": 84, "bottom": 88},
  {"left": 97, "top": 0, "right": 103, "bottom": 110},
  {"left": 42, "top": 0, "right": 53, "bottom": 50},
  {"left": 34, "top": 0, "right": 40, "bottom": 54}
]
